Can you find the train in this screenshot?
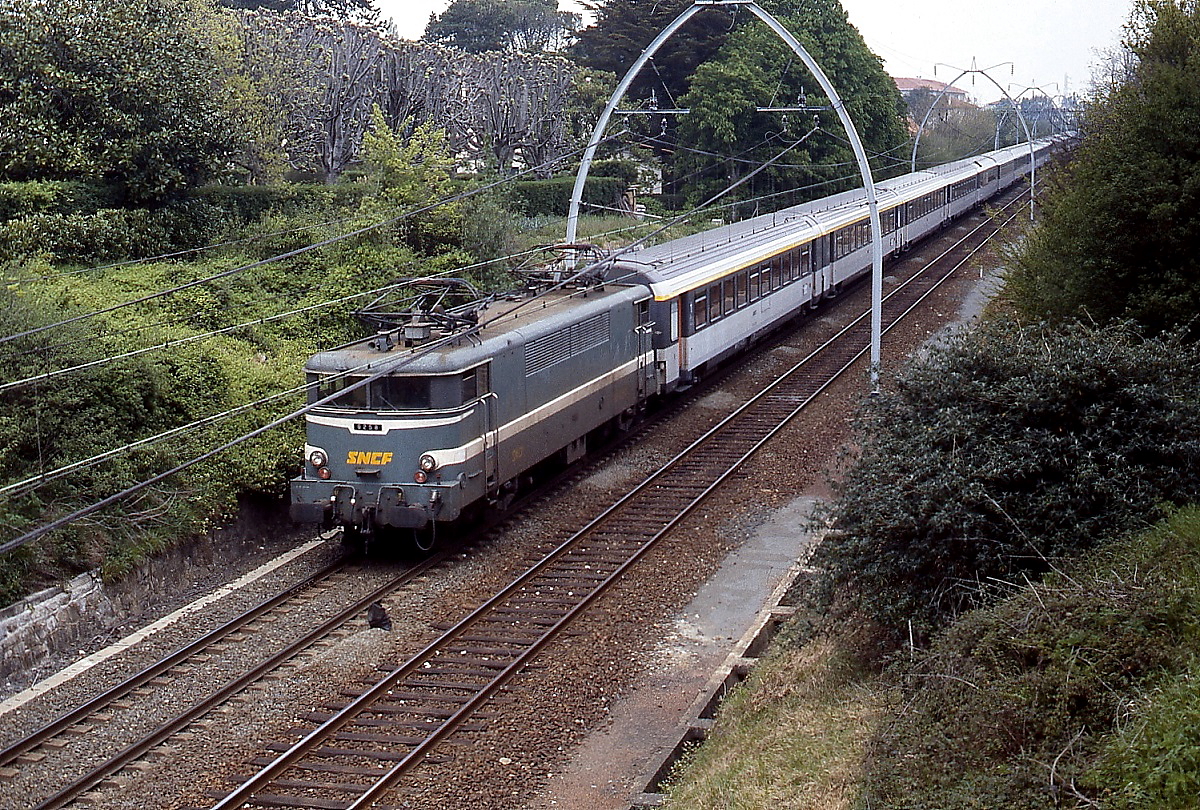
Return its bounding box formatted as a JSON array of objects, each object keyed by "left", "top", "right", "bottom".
[{"left": 290, "top": 137, "right": 1062, "bottom": 542}]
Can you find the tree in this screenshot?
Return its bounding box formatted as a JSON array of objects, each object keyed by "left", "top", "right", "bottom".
[
  {"left": 422, "top": 0, "right": 579, "bottom": 54},
  {"left": 0, "top": 0, "right": 236, "bottom": 203},
  {"left": 570, "top": 0, "right": 732, "bottom": 105},
  {"left": 1007, "top": 0, "right": 1200, "bottom": 336},
  {"left": 358, "top": 105, "right": 462, "bottom": 254},
  {"left": 670, "top": 0, "right": 910, "bottom": 210},
  {"left": 219, "top": 0, "right": 381, "bottom": 24},
  {"left": 236, "top": 11, "right": 388, "bottom": 182}
]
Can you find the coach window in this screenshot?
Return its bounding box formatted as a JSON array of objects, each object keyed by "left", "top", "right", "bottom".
[
  {"left": 724, "top": 278, "right": 736, "bottom": 314},
  {"left": 736, "top": 272, "right": 748, "bottom": 308},
  {"left": 771, "top": 262, "right": 783, "bottom": 291},
  {"left": 694, "top": 291, "right": 709, "bottom": 330},
  {"left": 708, "top": 283, "right": 723, "bottom": 321},
  {"left": 748, "top": 270, "right": 760, "bottom": 302}
]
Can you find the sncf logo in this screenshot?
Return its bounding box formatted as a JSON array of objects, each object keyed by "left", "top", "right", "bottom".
[{"left": 347, "top": 451, "right": 394, "bottom": 465}]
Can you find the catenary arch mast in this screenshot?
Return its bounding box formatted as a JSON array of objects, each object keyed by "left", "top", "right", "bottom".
[
  {"left": 565, "top": 0, "right": 886, "bottom": 390},
  {"left": 909, "top": 61, "right": 1038, "bottom": 221}
]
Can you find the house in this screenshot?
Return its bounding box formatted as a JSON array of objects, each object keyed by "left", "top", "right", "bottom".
[{"left": 894, "top": 77, "right": 971, "bottom": 105}]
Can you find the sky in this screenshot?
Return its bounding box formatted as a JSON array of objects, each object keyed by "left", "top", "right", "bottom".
[{"left": 376, "top": 0, "right": 1135, "bottom": 103}]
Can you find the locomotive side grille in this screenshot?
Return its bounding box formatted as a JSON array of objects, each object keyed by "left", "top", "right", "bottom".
[
  {"left": 524, "top": 313, "right": 611, "bottom": 376},
  {"left": 525, "top": 330, "right": 573, "bottom": 375},
  {"left": 571, "top": 313, "right": 610, "bottom": 355}
]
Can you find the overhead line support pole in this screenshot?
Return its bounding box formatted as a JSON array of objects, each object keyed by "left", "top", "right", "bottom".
[
  {"left": 911, "top": 62, "right": 1039, "bottom": 221},
  {"left": 566, "top": 0, "right": 886, "bottom": 391}
]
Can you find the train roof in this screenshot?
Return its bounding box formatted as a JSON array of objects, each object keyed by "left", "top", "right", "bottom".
[
  {"left": 606, "top": 138, "right": 1058, "bottom": 300},
  {"left": 304, "top": 283, "right": 648, "bottom": 377}
]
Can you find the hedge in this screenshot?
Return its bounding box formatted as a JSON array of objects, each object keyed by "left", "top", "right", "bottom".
[{"left": 507, "top": 175, "right": 626, "bottom": 217}]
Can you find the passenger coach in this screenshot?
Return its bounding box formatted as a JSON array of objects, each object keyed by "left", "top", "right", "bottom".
[{"left": 607, "top": 138, "right": 1058, "bottom": 388}]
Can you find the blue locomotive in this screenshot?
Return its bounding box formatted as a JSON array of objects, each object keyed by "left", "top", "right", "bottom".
[
  {"left": 290, "top": 279, "right": 655, "bottom": 538},
  {"left": 290, "top": 138, "right": 1062, "bottom": 541}
]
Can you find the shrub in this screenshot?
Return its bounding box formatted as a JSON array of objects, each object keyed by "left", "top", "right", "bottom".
[
  {"left": 1089, "top": 658, "right": 1200, "bottom": 809},
  {"left": 859, "top": 507, "right": 1200, "bottom": 809},
  {"left": 507, "top": 175, "right": 626, "bottom": 217},
  {"left": 812, "top": 318, "right": 1200, "bottom": 635},
  {"left": 0, "top": 201, "right": 228, "bottom": 263},
  {"left": 191, "top": 184, "right": 368, "bottom": 225},
  {"left": 0, "top": 180, "right": 118, "bottom": 221}
]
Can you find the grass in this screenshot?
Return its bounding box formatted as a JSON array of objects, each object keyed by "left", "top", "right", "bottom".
[
  {"left": 662, "top": 507, "right": 1200, "bottom": 809},
  {"left": 662, "top": 633, "right": 894, "bottom": 809}
]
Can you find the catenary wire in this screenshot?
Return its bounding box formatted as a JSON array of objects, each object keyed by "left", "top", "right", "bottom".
[{"left": 0, "top": 126, "right": 820, "bottom": 553}]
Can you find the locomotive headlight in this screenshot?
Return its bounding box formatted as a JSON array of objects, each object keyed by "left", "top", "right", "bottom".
[
  {"left": 419, "top": 453, "right": 438, "bottom": 472},
  {"left": 317, "top": 467, "right": 332, "bottom": 480},
  {"left": 309, "top": 449, "right": 328, "bottom": 468},
  {"left": 414, "top": 470, "right": 428, "bottom": 484}
]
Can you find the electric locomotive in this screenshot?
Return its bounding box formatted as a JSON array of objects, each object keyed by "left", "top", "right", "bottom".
[{"left": 290, "top": 277, "right": 656, "bottom": 539}]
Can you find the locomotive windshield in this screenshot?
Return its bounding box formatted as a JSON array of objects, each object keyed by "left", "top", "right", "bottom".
[{"left": 308, "top": 366, "right": 488, "bottom": 411}]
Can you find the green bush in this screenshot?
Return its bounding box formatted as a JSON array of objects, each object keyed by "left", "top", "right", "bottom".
[
  {"left": 1090, "top": 658, "right": 1200, "bottom": 809},
  {"left": 591, "top": 158, "right": 640, "bottom": 187},
  {"left": 0, "top": 236, "right": 406, "bottom": 605},
  {"left": 0, "top": 201, "right": 229, "bottom": 263},
  {"left": 859, "top": 507, "right": 1200, "bottom": 809},
  {"left": 191, "top": 183, "right": 369, "bottom": 225},
  {"left": 0, "top": 180, "right": 118, "bottom": 221},
  {"left": 812, "top": 319, "right": 1200, "bottom": 635}
]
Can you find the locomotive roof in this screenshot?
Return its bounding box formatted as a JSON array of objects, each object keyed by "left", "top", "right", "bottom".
[
  {"left": 304, "top": 283, "right": 647, "bottom": 377},
  {"left": 607, "top": 138, "right": 1055, "bottom": 300}
]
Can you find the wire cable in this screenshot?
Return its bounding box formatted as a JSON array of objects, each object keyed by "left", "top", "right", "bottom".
[{"left": 1, "top": 128, "right": 821, "bottom": 553}]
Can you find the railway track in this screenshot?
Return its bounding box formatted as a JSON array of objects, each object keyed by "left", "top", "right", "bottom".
[
  {"left": 2, "top": 549, "right": 451, "bottom": 810},
  {"left": 200, "top": 185, "right": 1034, "bottom": 810}
]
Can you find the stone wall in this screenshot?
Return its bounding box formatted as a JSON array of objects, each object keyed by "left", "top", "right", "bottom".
[
  {"left": 0, "top": 572, "right": 119, "bottom": 687},
  {"left": 0, "top": 493, "right": 295, "bottom": 691}
]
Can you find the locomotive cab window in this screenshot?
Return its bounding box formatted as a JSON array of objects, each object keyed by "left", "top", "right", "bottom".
[
  {"left": 372, "top": 376, "right": 432, "bottom": 410},
  {"left": 311, "top": 373, "right": 367, "bottom": 407},
  {"left": 311, "top": 372, "right": 483, "bottom": 411},
  {"left": 460, "top": 365, "right": 490, "bottom": 403}
]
